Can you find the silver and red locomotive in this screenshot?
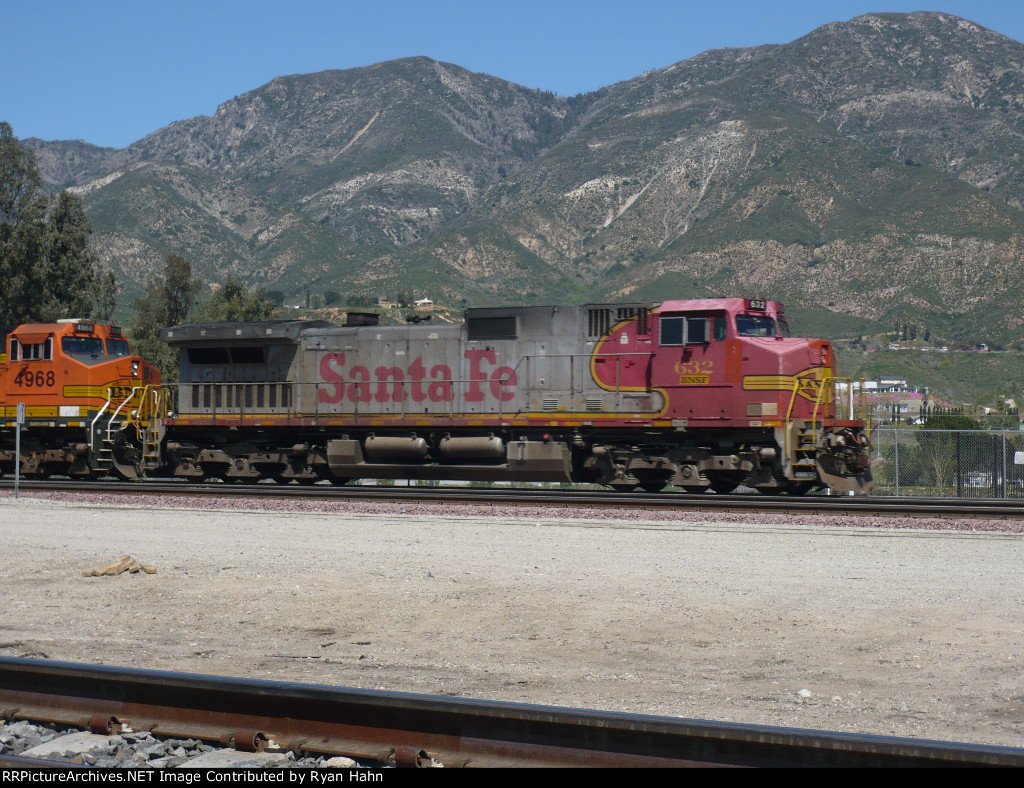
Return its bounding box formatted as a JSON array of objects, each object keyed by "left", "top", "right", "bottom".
[{"left": 157, "top": 297, "right": 872, "bottom": 494}]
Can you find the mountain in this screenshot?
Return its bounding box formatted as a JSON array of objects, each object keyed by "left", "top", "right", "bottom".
[{"left": 24, "top": 12, "right": 1024, "bottom": 345}]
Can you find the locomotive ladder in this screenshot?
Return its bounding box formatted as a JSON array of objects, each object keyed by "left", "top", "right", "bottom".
[
  {"left": 90, "top": 386, "right": 166, "bottom": 474},
  {"left": 89, "top": 394, "right": 117, "bottom": 473},
  {"left": 792, "top": 427, "right": 820, "bottom": 481}
]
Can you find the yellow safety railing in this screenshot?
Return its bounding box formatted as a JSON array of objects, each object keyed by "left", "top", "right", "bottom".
[
  {"left": 783, "top": 375, "right": 869, "bottom": 461},
  {"left": 111, "top": 384, "right": 167, "bottom": 426}
]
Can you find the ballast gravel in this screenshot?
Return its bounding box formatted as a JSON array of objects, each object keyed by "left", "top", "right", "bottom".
[
  {"left": 0, "top": 720, "right": 365, "bottom": 767},
  {"left": 1, "top": 490, "right": 1023, "bottom": 752}
]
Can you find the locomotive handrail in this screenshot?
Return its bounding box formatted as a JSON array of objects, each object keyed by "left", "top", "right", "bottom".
[
  {"left": 88, "top": 394, "right": 116, "bottom": 456},
  {"left": 783, "top": 378, "right": 802, "bottom": 462},
  {"left": 782, "top": 375, "right": 871, "bottom": 472},
  {"left": 810, "top": 375, "right": 834, "bottom": 426},
  {"left": 101, "top": 384, "right": 164, "bottom": 434},
  {"left": 798, "top": 375, "right": 867, "bottom": 431},
  {"left": 135, "top": 384, "right": 167, "bottom": 423}
]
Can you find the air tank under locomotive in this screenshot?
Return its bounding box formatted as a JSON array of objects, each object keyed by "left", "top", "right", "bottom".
[{"left": 158, "top": 298, "right": 873, "bottom": 494}]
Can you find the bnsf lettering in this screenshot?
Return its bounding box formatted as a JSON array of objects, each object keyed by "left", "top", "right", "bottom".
[{"left": 317, "top": 352, "right": 517, "bottom": 405}]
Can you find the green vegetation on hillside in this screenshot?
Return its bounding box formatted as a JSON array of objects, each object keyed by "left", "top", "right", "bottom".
[{"left": 837, "top": 346, "right": 1024, "bottom": 409}]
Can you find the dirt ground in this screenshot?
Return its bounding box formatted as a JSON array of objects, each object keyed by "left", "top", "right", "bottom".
[{"left": 2, "top": 493, "right": 1023, "bottom": 749}]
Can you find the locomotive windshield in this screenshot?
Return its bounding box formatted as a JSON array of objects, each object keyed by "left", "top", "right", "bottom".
[
  {"left": 735, "top": 315, "right": 777, "bottom": 337},
  {"left": 106, "top": 338, "right": 131, "bottom": 356},
  {"left": 62, "top": 337, "right": 104, "bottom": 357}
]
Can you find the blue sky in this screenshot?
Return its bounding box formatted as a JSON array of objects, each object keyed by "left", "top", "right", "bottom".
[{"left": 4, "top": 0, "right": 1024, "bottom": 148}]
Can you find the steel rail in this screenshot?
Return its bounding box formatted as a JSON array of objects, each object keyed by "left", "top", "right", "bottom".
[
  {"left": 3, "top": 478, "right": 1024, "bottom": 519},
  {"left": 1, "top": 658, "right": 1022, "bottom": 768}
]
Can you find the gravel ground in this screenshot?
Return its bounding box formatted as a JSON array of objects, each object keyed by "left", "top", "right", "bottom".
[{"left": 2, "top": 491, "right": 1023, "bottom": 750}]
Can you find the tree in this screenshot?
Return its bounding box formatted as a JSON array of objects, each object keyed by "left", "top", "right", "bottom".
[
  {"left": 130, "top": 254, "right": 203, "bottom": 380},
  {"left": 913, "top": 414, "right": 984, "bottom": 493},
  {"left": 131, "top": 257, "right": 277, "bottom": 382},
  {"left": 42, "top": 191, "right": 98, "bottom": 320},
  {"left": 164, "top": 254, "right": 202, "bottom": 327},
  {"left": 0, "top": 123, "right": 106, "bottom": 323},
  {"left": 0, "top": 122, "right": 48, "bottom": 324},
  {"left": 92, "top": 270, "right": 118, "bottom": 322},
  {"left": 191, "top": 275, "right": 276, "bottom": 323}
]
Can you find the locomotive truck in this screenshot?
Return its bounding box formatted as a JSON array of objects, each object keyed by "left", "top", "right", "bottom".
[{"left": 2, "top": 298, "right": 873, "bottom": 494}]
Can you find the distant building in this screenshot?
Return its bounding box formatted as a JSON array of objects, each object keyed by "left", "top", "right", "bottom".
[
  {"left": 413, "top": 298, "right": 433, "bottom": 307},
  {"left": 836, "top": 376, "right": 909, "bottom": 394}
]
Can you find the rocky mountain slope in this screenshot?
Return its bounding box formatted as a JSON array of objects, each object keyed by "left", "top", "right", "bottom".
[{"left": 25, "top": 12, "right": 1024, "bottom": 343}]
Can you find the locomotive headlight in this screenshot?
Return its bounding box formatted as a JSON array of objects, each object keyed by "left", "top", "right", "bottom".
[{"left": 131, "top": 360, "right": 139, "bottom": 376}]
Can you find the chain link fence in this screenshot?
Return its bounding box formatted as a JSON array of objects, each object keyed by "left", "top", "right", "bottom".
[{"left": 870, "top": 428, "right": 1024, "bottom": 498}]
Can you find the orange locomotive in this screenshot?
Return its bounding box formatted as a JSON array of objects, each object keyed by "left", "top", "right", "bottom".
[{"left": 0, "top": 320, "right": 163, "bottom": 479}]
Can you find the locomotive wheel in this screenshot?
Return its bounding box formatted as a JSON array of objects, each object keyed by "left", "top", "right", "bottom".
[{"left": 639, "top": 482, "right": 666, "bottom": 493}]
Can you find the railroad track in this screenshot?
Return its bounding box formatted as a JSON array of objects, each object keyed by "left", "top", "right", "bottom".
[
  {"left": 3, "top": 478, "right": 1024, "bottom": 519},
  {"left": 1, "top": 658, "right": 1022, "bottom": 768}
]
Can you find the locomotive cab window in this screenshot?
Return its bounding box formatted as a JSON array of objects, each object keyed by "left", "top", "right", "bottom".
[
  {"left": 20, "top": 338, "right": 53, "bottom": 361},
  {"left": 686, "top": 318, "right": 709, "bottom": 344},
  {"left": 660, "top": 316, "right": 711, "bottom": 346}
]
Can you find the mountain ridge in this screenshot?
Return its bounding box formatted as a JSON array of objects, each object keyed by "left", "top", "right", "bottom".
[{"left": 21, "top": 11, "right": 1024, "bottom": 345}]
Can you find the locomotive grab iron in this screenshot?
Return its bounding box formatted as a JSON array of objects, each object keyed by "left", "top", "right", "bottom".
[{"left": 1, "top": 298, "right": 873, "bottom": 494}]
